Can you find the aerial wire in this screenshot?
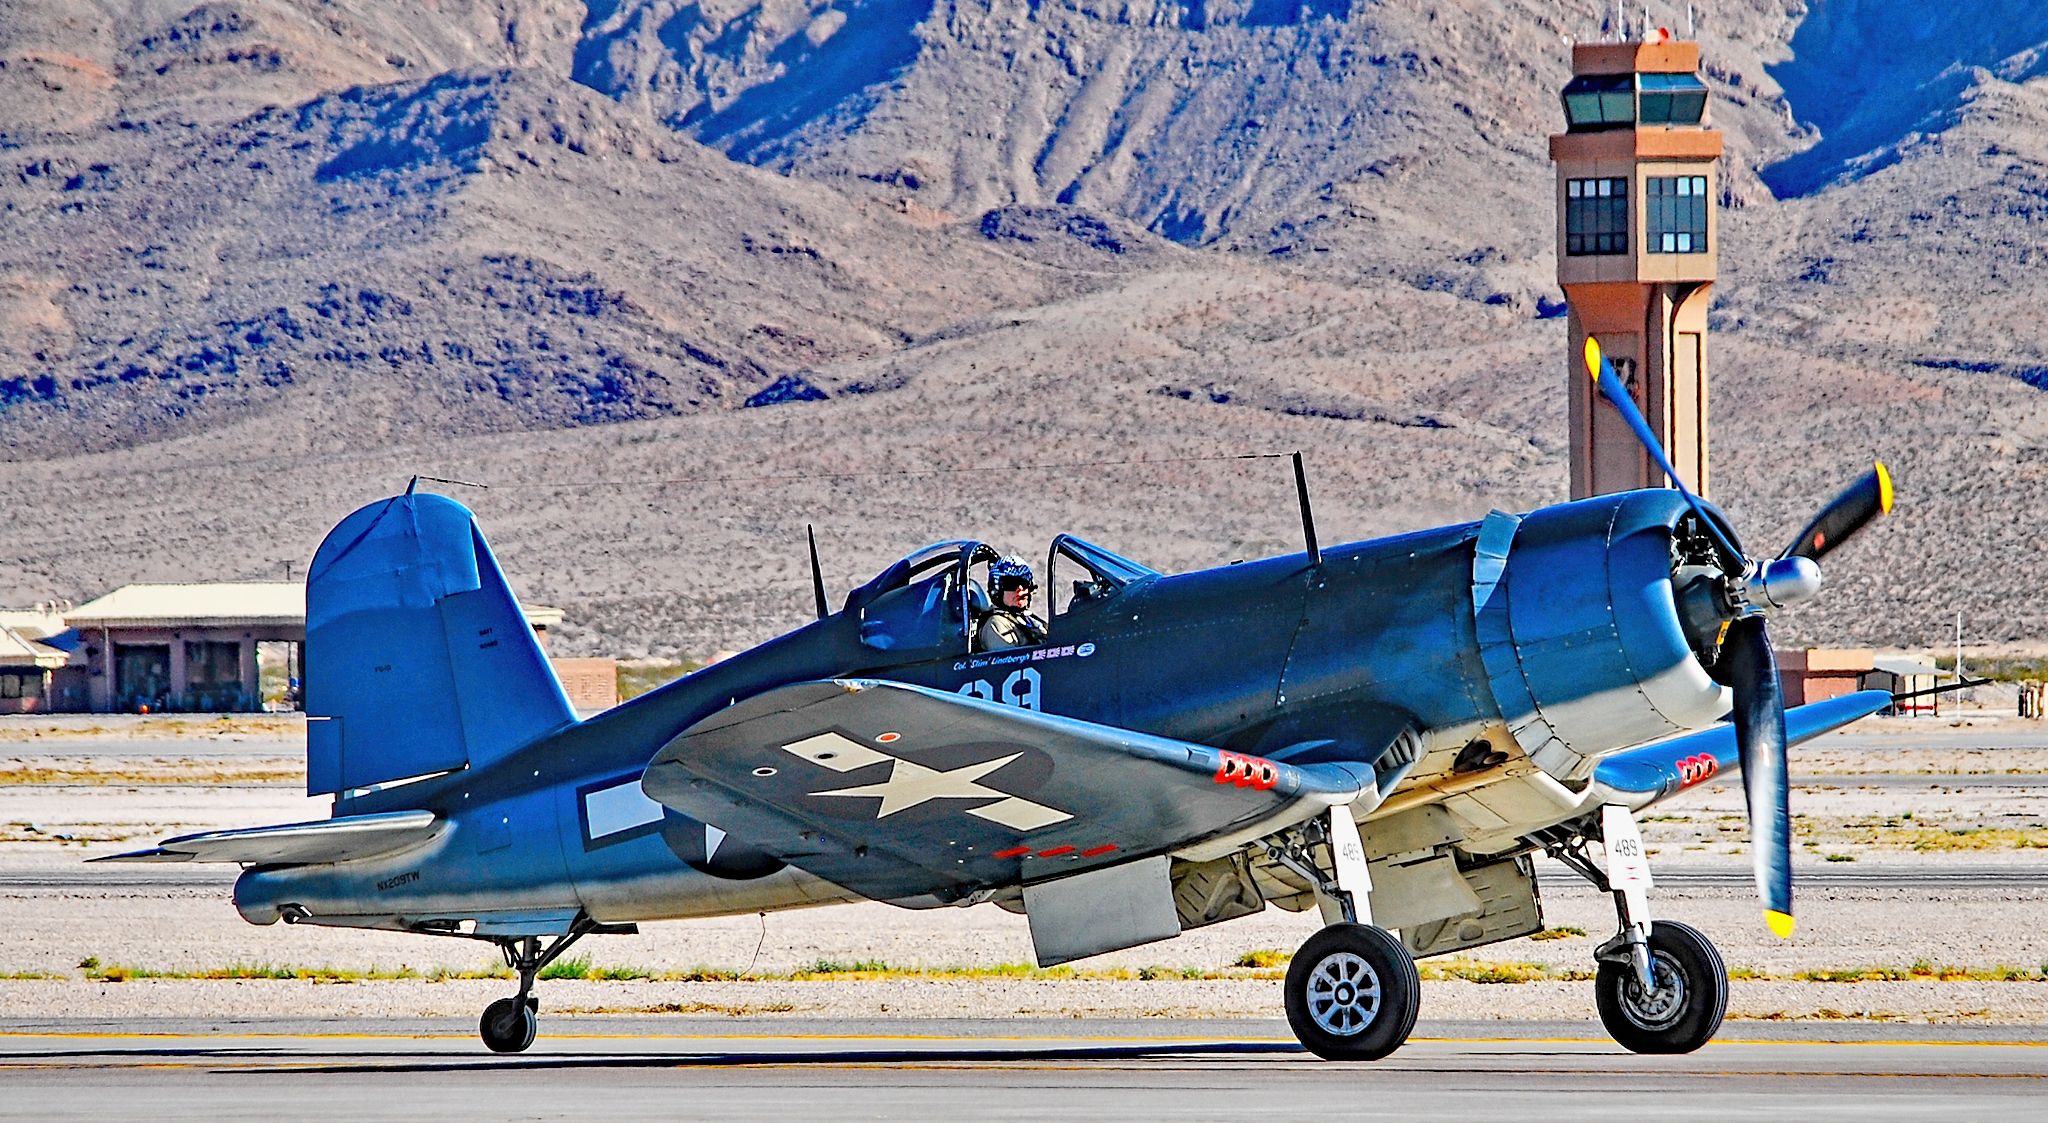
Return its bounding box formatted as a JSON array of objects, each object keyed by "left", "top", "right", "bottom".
[{"left": 432, "top": 451, "right": 1302, "bottom": 493}]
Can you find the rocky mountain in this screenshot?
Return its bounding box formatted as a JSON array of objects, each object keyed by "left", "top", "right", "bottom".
[{"left": 0, "top": 0, "right": 2044, "bottom": 657}]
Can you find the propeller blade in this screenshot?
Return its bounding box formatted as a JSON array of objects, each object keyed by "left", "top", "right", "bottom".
[
  {"left": 1779, "top": 462, "right": 1894, "bottom": 563},
  {"left": 1582, "top": 338, "right": 1745, "bottom": 573},
  {"left": 1722, "top": 614, "right": 1794, "bottom": 937}
]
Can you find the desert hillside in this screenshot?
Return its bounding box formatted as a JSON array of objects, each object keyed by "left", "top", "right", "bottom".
[{"left": 1, "top": 0, "right": 2043, "bottom": 656}]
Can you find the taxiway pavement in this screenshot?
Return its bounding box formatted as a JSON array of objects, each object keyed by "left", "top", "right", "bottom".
[{"left": 1, "top": 1018, "right": 2042, "bottom": 1121}]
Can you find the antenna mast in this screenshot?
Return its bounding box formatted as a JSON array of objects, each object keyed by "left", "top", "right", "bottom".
[
  {"left": 1292, "top": 452, "right": 1322, "bottom": 569},
  {"left": 807, "top": 525, "right": 829, "bottom": 621}
]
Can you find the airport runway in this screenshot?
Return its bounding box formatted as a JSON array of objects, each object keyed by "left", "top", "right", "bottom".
[{"left": 1, "top": 1018, "right": 2041, "bottom": 1121}]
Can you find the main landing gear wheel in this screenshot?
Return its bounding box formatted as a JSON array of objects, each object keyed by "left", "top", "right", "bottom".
[
  {"left": 480, "top": 995, "right": 538, "bottom": 1054},
  {"left": 1596, "top": 920, "right": 1728, "bottom": 1054},
  {"left": 1283, "top": 923, "right": 1420, "bottom": 1061}
]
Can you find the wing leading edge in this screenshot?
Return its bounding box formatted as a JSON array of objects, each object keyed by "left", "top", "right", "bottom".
[
  {"left": 1592, "top": 689, "right": 1891, "bottom": 805},
  {"left": 641, "top": 679, "right": 1372, "bottom": 907}
]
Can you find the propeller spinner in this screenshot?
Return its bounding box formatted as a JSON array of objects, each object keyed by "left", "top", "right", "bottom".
[{"left": 1583, "top": 338, "right": 1892, "bottom": 937}]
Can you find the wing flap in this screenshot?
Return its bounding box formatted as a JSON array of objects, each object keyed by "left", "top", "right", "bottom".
[
  {"left": 91, "top": 810, "right": 442, "bottom": 866},
  {"left": 642, "top": 679, "right": 1370, "bottom": 906}
]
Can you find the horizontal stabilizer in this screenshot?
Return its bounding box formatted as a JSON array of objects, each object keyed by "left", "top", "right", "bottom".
[
  {"left": 90, "top": 810, "right": 442, "bottom": 866},
  {"left": 643, "top": 679, "right": 1371, "bottom": 907},
  {"left": 1594, "top": 690, "right": 1891, "bottom": 800}
]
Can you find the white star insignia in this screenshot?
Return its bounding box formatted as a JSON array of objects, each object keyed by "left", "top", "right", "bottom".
[
  {"left": 788, "top": 733, "right": 1073, "bottom": 830},
  {"left": 812, "top": 754, "right": 1024, "bottom": 818}
]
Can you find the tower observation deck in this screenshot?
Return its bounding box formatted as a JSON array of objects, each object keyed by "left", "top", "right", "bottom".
[{"left": 1551, "top": 35, "right": 1720, "bottom": 498}]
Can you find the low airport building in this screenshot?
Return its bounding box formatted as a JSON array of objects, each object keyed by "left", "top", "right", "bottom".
[
  {"left": 1777, "top": 647, "right": 1875, "bottom": 707},
  {"left": 0, "top": 612, "right": 71, "bottom": 715},
  {"left": 65, "top": 583, "right": 305, "bottom": 714},
  {"left": 6, "top": 583, "right": 607, "bottom": 714},
  {"left": 1778, "top": 647, "right": 1949, "bottom": 717},
  {"left": 1865, "top": 655, "right": 1945, "bottom": 716}
]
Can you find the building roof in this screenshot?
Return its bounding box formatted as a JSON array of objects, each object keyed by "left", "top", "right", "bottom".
[
  {"left": 66, "top": 583, "right": 305, "bottom": 629},
  {"left": 0, "top": 610, "right": 69, "bottom": 640},
  {"left": 63, "top": 583, "right": 562, "bottom": 631},
  {"left": 0, "top": 625, "right": 69, "bottom": 668},
  {"left": 1872, "top": 655, "right": 1943, "bottom": 677}
]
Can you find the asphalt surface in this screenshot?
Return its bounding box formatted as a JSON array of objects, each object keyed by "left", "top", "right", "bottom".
[
  {"left": 1827, "top": 727, "right": 2048, "bottom": 752},
  {"left": 1, "top": 1019, "right": 2042, "bottom": 1121}
]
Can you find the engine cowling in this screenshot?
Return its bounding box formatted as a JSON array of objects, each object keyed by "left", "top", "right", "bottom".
[{"left": 1474, "top": 490, "right": 1731, "bottom": 783}]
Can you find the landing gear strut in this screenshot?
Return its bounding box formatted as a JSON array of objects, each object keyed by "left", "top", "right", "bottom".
[
  {"left": 479, "top": 916, "right": 601, "bottom": 1054},
  {"left": 1268, "top": 807, "right": 1421, "bottom": 1061},
  {"left": 1534, "top": 807, "right": 1728, "bottom": 1054}
]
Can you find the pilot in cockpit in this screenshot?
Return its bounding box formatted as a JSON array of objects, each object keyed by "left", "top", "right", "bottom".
[{"left": 977, "top": 554, "right": 1048, "bottom": 651}]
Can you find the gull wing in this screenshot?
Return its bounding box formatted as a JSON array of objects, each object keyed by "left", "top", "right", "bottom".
[
  {"left": 90, "top": 810, "right": 443, "bottom": 866},
  {"left": 641, "top": 679, "right": 1371, "bottom": 907},
  {"left": 1593, "top": 690, "right": 1892, "bottom": 804}
]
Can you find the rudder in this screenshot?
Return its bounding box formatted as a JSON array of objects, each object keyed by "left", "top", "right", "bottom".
[{"left": 304, "top": 489, "right": 575, "bottom": 797}]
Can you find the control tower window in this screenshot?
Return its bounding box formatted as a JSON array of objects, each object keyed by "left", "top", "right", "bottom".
[
  {"left": 1646, "top": 175, "right": 1709, "bottom": 254},
  {"left": 1639, "top": 74, "right": 1709, "bottom": 125},
  {"left": 1565, "top": 177, "right": 1628, "bottom": 256},
  {"left": 1562, "top": 74, "right": 1634, "bottom": 130}
]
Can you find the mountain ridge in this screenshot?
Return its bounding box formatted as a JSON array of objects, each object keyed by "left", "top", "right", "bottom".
[{"left": 0, "top": 0, "right": 2042, "bottom": 656}]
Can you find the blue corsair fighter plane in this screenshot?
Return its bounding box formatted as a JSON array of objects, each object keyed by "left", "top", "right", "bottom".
[{"left": 103, "top": 342, "right": 1898, "bottom": 1059}]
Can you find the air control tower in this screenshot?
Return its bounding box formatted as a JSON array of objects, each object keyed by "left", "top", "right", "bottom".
[{"left": 1552, "top": 34, "right": 1719, "bottom": 498}]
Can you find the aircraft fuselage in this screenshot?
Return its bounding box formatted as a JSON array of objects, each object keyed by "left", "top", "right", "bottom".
[{"left": 238, "top": 489, "right": 1727, "bottom": 936}]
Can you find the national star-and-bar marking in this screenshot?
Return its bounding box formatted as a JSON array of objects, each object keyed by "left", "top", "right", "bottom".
[{"left": 782, "top": 732, "right": 1071, "bottom": 831}]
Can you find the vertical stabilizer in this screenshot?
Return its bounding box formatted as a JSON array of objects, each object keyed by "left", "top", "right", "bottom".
[{"left": 304, "top": 492, "right": 575, "bottom": 797}]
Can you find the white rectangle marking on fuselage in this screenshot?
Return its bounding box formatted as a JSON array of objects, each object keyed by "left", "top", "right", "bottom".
[{"left": 585, "top": 779, "right": 665, "bottom": 840}]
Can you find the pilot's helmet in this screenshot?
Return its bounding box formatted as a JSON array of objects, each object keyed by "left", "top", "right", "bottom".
[{"left": 989, "top": 554, "right": 1037, "bottom": 600}]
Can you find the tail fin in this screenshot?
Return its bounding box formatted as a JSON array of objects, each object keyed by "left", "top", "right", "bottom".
[{"left": 304, "top": 489, "right": 575, "bottom": 797}]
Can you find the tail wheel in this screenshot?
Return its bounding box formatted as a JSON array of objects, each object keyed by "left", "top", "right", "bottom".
[
  {"left": 1283, "top": 923, "right": 1420, "bottom": 1061},
  {"left": 480, "top": 995, "right": 538, "bottom": 1054},
  {"left": 1595, "top": 920, "right": 1728, "bottom": 1054}
]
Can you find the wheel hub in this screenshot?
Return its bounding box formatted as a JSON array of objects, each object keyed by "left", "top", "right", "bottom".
[
  {"left": 1305, "top": 950, "right": 1382, "bottom": 1037},
  {"left": 1620, "top": 950, "right": 1687, "bottom": 1030}
]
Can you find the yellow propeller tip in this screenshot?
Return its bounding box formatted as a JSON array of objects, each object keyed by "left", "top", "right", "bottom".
[
  {"left": 1583, "top": 337, "right": 1603, "bottom": 380},
  {"left": 1765, "top": 910, "right": 1796, "bottom": 938},
  {"left": 1874, "top": 461, "right": 1894, "bottom": 515}
]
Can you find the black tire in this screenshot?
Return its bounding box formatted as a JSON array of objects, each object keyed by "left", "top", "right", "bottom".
[
  {"left": 480, "top": 995, "right": 538, "bottom": 1054},
  {"left": 1283, "top": 923, "right": 1421, "bottom": 1061},
  {"left": 1595, "top": 920, "right": 1728, "bottom": 1054}
]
